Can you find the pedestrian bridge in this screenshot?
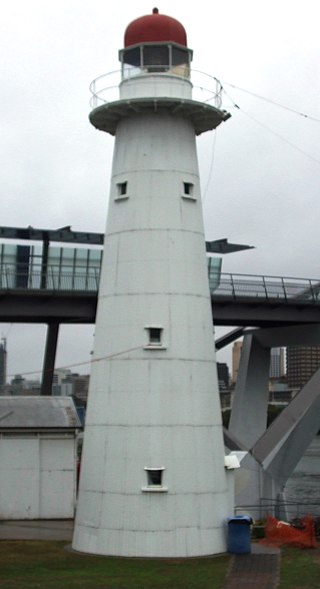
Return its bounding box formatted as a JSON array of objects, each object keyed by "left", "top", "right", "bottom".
[
  {"left": 1, "top": 259, "right": 320, "bottom": 327},
  {"left": 1, "top": 224, "right": 319, "bottom": 327}
]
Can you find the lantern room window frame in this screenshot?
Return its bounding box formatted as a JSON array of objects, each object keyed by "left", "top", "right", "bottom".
[{"left": 119, "top": 42, "right": 193, "bottom": 79}]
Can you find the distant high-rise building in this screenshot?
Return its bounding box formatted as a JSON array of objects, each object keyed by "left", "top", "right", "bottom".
[
  {"left": 270, "top": 347, "right": 285, "bottom": 379},
  {"left": 286, "top": 345, "right": 320, "bottom": 389},
  {"left": 232, "top": 341, "right": 243, "bottom": 384},
  {"left": 52, "top": 368, "right": 72, "bottom": 386},
  {"left": 0, "top": 339, "right": 7, "bottom": 387},
  {"left": 73, "top": 375, "right": 90, "bottom": 404},
  {"left": 217, "top": 363, "right": 229, "bottom": 391},
  {"left": 4, "top": 374, "right": 40, "bottom": 396},
  {"left": 52, "top": 372, "right": 90, "bottom": 402},
  {"left": 217, "top": 362, "right": 231, "bottom": 409}
]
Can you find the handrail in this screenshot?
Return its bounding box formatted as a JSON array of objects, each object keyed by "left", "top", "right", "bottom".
[
  {"left": 235, "top": 499, "right": 320, "bottom": 519},
  {"left": 1, "top": 264, "right": 320, "bottom": 305},
  {"left": 89, "top": 68, "right": 223, "bottom": 109},
  {"left": 210, "top": 271, "right": 320, "bottom": 304}
]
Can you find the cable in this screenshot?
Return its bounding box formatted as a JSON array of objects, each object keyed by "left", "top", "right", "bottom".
[
  {"left": 242, "top": 109, "right": 320, "bottom": 165},
  {"left": 7, "top": 345, "right": 142, "bottom": 380},
  {"left": 222, "top": 81, "right": 320, "bottom": 123},
  {"left": 201, "top": 128, "right": 218, "bottom": 203},
  {"left": 222, "top": 88, "right": 320, "bottom": 167}
]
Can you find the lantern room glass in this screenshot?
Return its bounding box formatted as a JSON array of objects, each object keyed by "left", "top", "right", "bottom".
[{"left": 120, "top": 43, "right": 192, "bottom": 79}]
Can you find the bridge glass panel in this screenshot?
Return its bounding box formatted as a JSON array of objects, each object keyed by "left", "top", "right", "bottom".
[
  {"left": 207, "top": 257, "right": 222, "bottom": 291},
  {"left": 45, "top": 246, "right": 102, "bottom": 291},
  {"left": 86, "top": 249, "right": 103, "bottom": 291},
  {"left": 28, "top": 246, "right": 43, "bottom": 288},
  {"left": 0, "top": 244, "right": 17, "bottom": 288}
]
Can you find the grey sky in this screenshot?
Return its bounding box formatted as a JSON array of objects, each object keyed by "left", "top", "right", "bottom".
[{"left": 1, "top": 0, "right": 320, "bottom": 378}]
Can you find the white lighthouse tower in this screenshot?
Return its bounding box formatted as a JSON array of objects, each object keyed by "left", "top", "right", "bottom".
[{"left": 73, "top": 8, "right": 232, "bottom": 557}]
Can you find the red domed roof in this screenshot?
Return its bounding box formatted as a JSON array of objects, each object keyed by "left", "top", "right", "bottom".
[{"left": 124, "top": 8, "right": 187, "bottom": 48}]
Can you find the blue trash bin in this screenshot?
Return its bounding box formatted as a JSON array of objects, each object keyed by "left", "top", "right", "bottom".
[{"left": 227, "top": 515, "right": 252, "bottom": 554}]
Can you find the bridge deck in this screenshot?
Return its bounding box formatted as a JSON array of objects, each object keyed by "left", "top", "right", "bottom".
[{"left": 1, "top": 266, "right": 320, "bottom": 326}]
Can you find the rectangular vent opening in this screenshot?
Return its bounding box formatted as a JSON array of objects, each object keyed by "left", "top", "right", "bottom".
[
  {"left": 147, "top": 469, "right": 163, "bottom": 486},
  {"left": 117, "top": 181, "right": 128, "bottom": 196},
  {"left": 142, "top": 466, "right": 168, "bottom": 492},
  {"left": 148, "top": 327, "right": 162, "bottom": 345},
  {"left": 183, "top": 182, "right": 194, "bottom": 196}
]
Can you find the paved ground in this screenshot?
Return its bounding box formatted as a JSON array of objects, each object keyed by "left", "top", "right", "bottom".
[
  {"left": 224, "top": 543, "right": 280, "bottom": 589},
  {"left": 0, "top": 520, "right": 280, "bottom": 588}
]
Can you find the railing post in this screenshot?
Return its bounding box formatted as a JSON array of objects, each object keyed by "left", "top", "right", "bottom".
[
  {"left": 95, "top": 267, "right": 100, "bottom": 291},
  {"left": 309, "top": 279, "right": 315, "bottom": 302},
  {"left": 262, "top": 276, "right": 268, "bottom": 300},
  {"left": 57, "top": 263, "right": 62, "bottom": 290},
  {"left": 230, "top": 274, "right": 236, "bottom": 299},
  {"left": 40, "top": 236, "right": 49, "bottom": 289},
  {"left": 281, "top": 277, "right": 288, "bottom": 302},
  {"left": 49, "top": 266, "right": 55, "bottom": 290}
]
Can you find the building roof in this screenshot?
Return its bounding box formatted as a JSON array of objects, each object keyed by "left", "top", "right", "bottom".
[
  {"left": 124, "top": 8, "right": 187, "bottom": 47},
  {"left": 0, "top": 396, "right": 81, "bottom": 429}
]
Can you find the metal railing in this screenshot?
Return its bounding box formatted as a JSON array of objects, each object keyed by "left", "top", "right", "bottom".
[
  {"left": 0, "top": 266, "right": 100, "bottom": 292},
  {"left": 1, "top": 263, "right": 320, "bottom": 305},
  {"left": 209, "top": 270, "right": 320, "bottom": 304},
  {"left": 89, "top": 69, "right": 223, "bottom": 109},
  {"left": 236, "top": 500, "right": 320, "bottom": 520}
]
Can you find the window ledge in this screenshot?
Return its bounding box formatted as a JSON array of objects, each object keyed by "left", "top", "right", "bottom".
[
  {"left": 143, "top": 344, "right": 167, "bottom": 350},
  {"left": 181, "top": 194, "right": 197, "bottom": 201},
  {"left": 114, "top": 195, "right": 129, "bottom": 201},
  {"left": 141, "top": 486, "right": 168, "bottom": 493}
]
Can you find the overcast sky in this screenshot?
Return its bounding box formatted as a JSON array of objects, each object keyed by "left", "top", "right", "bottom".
[{"left": 1, "top": 0, "right": 320, "bottom": 380}]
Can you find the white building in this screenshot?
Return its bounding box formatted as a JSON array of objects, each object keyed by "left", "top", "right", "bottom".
[
  {"left": 0, "top": 396, "right": 80, "bottom": 519},
  {"left": 73, "top": 9, "right": 233, "bottom": 557}
]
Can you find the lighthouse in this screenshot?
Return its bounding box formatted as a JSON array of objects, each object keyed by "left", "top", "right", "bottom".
[{"left": 73, "top": 8, "right": 232, "bottom": 557}]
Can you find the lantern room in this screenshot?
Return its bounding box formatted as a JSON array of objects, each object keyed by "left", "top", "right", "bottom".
[{"left": 119, "top": 8, "right": 193, "bottom": 79}]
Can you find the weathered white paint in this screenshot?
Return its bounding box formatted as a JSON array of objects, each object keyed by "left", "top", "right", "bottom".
[
  {"left": 120, "top": 74, "right": 192, "bottom": 100},
  {"left": 73, "top": 50, "right": 230, "bottom": 557},
  {"left": 0, "top": 435, "right": 77, "bottom": 519}
]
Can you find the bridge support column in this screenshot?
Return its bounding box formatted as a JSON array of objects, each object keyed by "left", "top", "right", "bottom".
[
  {"left": 227, "top": 333, "right": 270, "bottom": 519},
  {"left": 41, "top": 322, "right": 59, "bottom": 395},
  {"left": 251, "top": 366, "right": 320, "bottom": 518},
  {"left": 228, "top": 326, "right": 320, "bottom": 520},
  {"left": 229, "top": 332, "right": 270, "bottom": 448}
]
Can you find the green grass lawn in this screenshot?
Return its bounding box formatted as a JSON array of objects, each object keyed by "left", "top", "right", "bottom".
[
  {"left": 1, "top": 540, "right": 320, "bottom": 588},
  {"left": 279, "top": 546, "right": 320, "bottom": 589},
  {"left": 0, "top": 541, "right": 230, "bottom": 589}
]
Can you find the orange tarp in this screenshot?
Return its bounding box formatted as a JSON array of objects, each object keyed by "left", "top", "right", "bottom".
[{"left": 262, "top": 515, "right": 317, "bottom": 548}]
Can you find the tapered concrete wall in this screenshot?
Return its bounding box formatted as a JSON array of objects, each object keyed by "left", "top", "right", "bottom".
[{"left": 73, "top": 106, "right": 229, "bottom": 557}]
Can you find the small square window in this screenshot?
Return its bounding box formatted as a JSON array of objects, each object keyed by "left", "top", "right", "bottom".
[
  {"left": 144, "top": 326, "right": 166, "bottom": 350},
  {"left": 142, "top": 467, "right": 168, "bottom": 492},
  {"left": 147, "top": 469, "right": 162, "bottom": 486},
  {"left": 182, "top": 182, "right": 196, "bottom": 200},
  {"left": 183, "top": 182, "right": 193, "bottom": 195},
  {"left": 117, "top": 182, "right": 127, "bottom": 196},
  {"left": 149, "top": 327, "right": 162, "bottom": 345}
]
